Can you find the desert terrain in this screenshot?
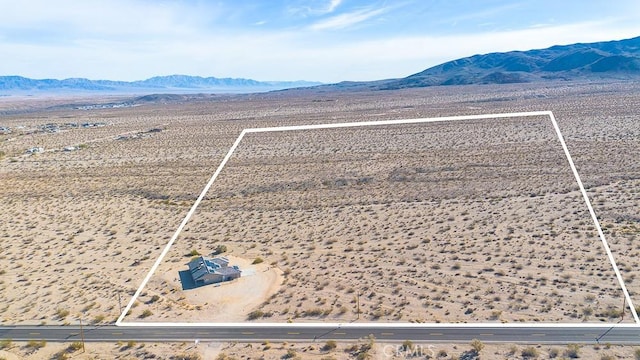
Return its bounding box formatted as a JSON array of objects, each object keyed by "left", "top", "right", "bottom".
[{"left": 0, "top": 82, "right": 639, "bottom": 350}]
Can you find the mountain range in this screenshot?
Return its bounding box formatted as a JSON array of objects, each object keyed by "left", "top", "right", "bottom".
[
  {"left": 0, "top": 75, "right": 321, "bottom": 94},
  {"left": 2, "top": 35, "right": 639, "bottom": 95},
  {"left": 321, "top": 35, "right": 640, "bottom": 91},
  {"left": 382, "top": 35, "right": 640, "bottom": 89}
]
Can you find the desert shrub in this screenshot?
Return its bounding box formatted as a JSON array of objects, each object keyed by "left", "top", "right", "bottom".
[
  {"left": 401, "top": 340, "right": 414, "bottom": 351},
  {"left": 139, "top": 309, "right": 153, "bottom": 318},
  {"left": 599, "top": 307, "right": 623, "bottom": 318},
  {"left": 215, "top": 353, "right": 238, "bottom": 360},
  {"left": 173, "top": 353, "right": 203, "bottom": 360},
  {"left": 0, "top": 338, "right": 11, "bottom": 349},
  {"left": 247, "top": 309, "right": 264, "bottom": 320},
  {"left": 635, "top": 348, "right": 640, "bottom": 360},
  {"left": 214, "top": 245, "right": 227, "bottom": 254},
  {"left": 26, "top": 339, "right": 46, "bottom": 349},
  {"left": 564, "top": 344, "right": 580, "bottom": 358},
  {"left": 68, "top": 342, "right": 83, "bottom": 351},
  {"left": 149, "top": 295, "right": 160, "bottom": 303},
  {"left": 92, "top": 314, "right": 105, "bottom": 324},
  {"left": 55, "top": 308, "right": 70, "bottom": 319},
  {"left": 187, "top": 249, "right": 200, "bottom": 256},
  {"left": 284, "top": 349, "right": 298, "bottom": 359},
  {"left": 51, "top": 350, "right": 69, "bottom": 360},
  {"left": 323, "top": 340, "right": 337, "bottom": 351},
  {"left": 304, "top": 308, "right": 327, "bottom": 317},
  {"left": 521, "top": 346, "right": 538, "bottom": 358},
  {"left": 252, "top": 257, "right": 264, "bottom": 264},
  {"left": 470, "top": 338, "right": 484, "bottom": 353}
]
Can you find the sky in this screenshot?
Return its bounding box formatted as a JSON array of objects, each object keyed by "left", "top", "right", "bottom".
[{"left": 1, "top": 0, "right": 639, "bottom": 83}]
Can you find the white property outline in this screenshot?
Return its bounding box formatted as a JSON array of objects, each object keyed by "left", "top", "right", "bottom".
[{"left": 116, "top": 110, "right": 639, "bottom": 327}]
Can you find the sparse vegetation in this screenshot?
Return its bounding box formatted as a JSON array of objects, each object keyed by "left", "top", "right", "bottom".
[
  {"left": 25, "top": 339, "right": 46, "bottom": 349},
  {"left": 174, "top": 353, "right": 203, "bottom": 360},
  {"left": 214, "top": 245, "right": 228, "bottom": 255},
  {"left": 322, "top": 340, "right": 337, "bottom": 351},
  {"left": 401, "top": 339, "right": 414, "bottom": 351},
  {"left": 0, "top": 338, "right": 11, "bottom": 349},
  {"left": 521, "top": 346, "right": 539, "bottom": 358},
  {"left": 2, "top": 82, "right": 640, "bottom": 340},
  {"left": 565, "top": 344, "right": 581, "bottom": 358},
  {"left": 68, "top": 342, "right": 83, "bottom": 351},
  {"left": 55, "top": 308, "right": 70, "bottom": 319},
  {"left": 470, "top": 338, "right": 484, "bottom": 353},
  {"left": 247, "top": 309, "right": 264, "bottom": 320}
]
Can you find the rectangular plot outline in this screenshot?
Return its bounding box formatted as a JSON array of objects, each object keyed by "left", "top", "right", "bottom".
[{"left": 116, "top": 110, "right": 639, "bottom": 327}]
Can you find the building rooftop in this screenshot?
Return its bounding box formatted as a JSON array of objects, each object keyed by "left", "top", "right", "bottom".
[{"left": 188, "top": 255, "right": 240, "bottom": 282}]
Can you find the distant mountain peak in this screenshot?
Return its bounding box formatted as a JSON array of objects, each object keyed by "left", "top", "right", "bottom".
[
  {"left": 0, "top": 74, "right": 322, "bottom": 94},
  {"left": 380, "top": 35, "right": 640, "bottom": 89}
]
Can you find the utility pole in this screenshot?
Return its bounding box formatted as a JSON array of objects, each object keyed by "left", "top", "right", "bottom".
[
  {"left": 118, "top": 291, "right": 123, "bottom": 316},
  {"left": 79, "top": 317, "right": 86, "bottom": 353},
  {"left": 356, "top": 291, "right": 360, "bottom": 320},
  {"left": 622, "top": 296, "right": 626, "bottom": 321}
]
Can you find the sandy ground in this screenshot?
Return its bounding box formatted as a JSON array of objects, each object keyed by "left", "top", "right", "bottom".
[
  {"left": 0, "top": 341, "right": 201, "bottom": 360},
  {"left": 2, "top": 339, "right": 640, "bottom": 360},
  {"left": 1, "top": 82, "right": 639, "bottom": 336},
  {"left": 206, "top": 341, "right": 640, "bottom": 360},
  {"left": 139, "top": 255, "right": 283, "bottom": 322}
]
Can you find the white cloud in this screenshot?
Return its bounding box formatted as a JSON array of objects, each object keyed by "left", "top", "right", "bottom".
[
  {"left": 0, "top": 0, "right": 214, "bottom": 39},
  {"left": 309, "top": 7, "right": 387, "bottom": 31},
  {"left": 1, "top": 1, "right": 639, "bottom": 83},
  {"left": 286, "top": 0, "right": 343, "bottom": 17},
  {"left": 326, "top": 0, "right": 342, "bottom": 13}
]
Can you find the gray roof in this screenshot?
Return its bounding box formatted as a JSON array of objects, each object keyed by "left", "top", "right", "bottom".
[{"left": 188, "top": 255, "right": 240, "bottom": 281}]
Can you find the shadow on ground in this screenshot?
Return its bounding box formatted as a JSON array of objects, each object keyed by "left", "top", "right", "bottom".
[{"left": 178, "top": 270, "right": 197, "bottom": 290}]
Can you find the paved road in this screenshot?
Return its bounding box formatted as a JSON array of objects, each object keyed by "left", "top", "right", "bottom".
[{"left": 1, "top": 325, "right": 639, "bottom": 344}]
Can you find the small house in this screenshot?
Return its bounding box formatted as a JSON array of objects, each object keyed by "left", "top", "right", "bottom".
[{"left": 187, "top": 255, "right": 241, "bottom": 286}]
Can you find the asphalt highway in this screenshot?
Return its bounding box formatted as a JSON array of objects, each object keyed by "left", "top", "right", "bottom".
[{"left": 1, "top": 325, "right": 639, "bottom": 344}]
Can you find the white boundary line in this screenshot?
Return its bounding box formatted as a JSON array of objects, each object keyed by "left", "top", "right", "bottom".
[
  {"left": 116, "top": 110, "right": 639, "bottom": 327},
  {"left": 115, "top": 322, "right": 640, "bottom": 328},
  {"left": 115, "top": 129, "right": 248, "bottom": 325},
  {"left": 548, "top": 111, "right": 638, "bottom": 324}
]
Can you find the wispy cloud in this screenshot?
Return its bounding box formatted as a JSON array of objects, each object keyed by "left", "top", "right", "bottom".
[
  {"left": 1, "top": 0, "right": 639, "bottom": 82},
  {"left": 287, "top": 0, "right": 343, "bottom": 17},
  {"left": 309, "top": 7, "right": 387, "bottom": 31},
  {"left": 326, "top": 0, "right": 342, "bottom": 13}
]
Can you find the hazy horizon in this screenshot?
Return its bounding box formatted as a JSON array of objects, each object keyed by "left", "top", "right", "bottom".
[{"left": 1, "top": 0, "right": 640, "bottom": 83}]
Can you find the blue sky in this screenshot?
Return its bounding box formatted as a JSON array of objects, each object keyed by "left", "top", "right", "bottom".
[{"left": 1, "top": 0, "right": 639, "bottom": 83}]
